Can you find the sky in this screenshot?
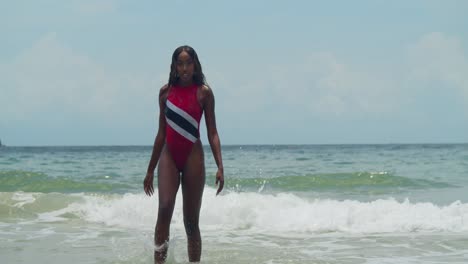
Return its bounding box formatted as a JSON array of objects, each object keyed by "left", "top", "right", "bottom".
[{"left": 1, "top": 0, "right": 468, "bottom": 146}]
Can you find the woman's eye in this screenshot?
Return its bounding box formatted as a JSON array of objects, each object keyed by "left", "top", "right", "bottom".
[{"left": 177, "top": 61, "right": 193, "bottom": 66}]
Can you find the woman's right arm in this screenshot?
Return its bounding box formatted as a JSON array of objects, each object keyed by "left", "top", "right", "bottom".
[{"left": 144, "top": 85, "right": 168, "bottom": 196}]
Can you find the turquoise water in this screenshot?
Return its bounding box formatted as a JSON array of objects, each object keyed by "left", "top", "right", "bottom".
[{"left": 1, "top": 144, "right": 468, "bottom": 263}]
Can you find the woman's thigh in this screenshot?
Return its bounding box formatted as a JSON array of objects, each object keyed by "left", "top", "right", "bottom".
[
  {"left": 157, "top": 146, "right": 181, "bottom": 206},
  {"left": 181, "top": 141, "right": 205, "bottom": 219}
]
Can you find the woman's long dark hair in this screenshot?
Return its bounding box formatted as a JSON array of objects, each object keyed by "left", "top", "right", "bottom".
[{"left": 168, "top": 45, "right": 206, "bottom": 86}]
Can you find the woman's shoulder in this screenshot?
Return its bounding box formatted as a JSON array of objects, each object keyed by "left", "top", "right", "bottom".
[
  {"left": 159, "top": 84, "right": 170, "bottom": 96},
  {"left": 160, "top": 84, "right": 170, "bottom": 93},
  {"left": 199, "top": 84, "right": 213, "bottom": 96},
  {"left": 198, "top": 84, "right": 215, "bottom": 108},
  {"left": 159, "top": 84, "right": 170, "bottom": 103}
]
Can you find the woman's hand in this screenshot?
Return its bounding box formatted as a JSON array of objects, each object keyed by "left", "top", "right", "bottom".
[
  {"left": 144, "top": 171, "right": 155, "bottom": 196},
  {"left": 215, "top": 168, "right": 224, "bottom": 195}
]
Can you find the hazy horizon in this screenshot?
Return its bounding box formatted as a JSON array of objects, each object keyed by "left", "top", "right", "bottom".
[{"left": 2, "top": 142, "right": 467, "bottom": 148}]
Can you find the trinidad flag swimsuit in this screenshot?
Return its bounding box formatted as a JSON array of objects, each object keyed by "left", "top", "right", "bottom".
[{"left": 164, "top": 84, "right": 203, "bottom": 171}]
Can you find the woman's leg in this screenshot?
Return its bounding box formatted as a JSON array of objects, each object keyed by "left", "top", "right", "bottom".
[
  {"left": 181, "top": 141, "right": 205, "bottom": 262},
  {"left": 155, "top": 146, "right": 180, "bottom": 263}
]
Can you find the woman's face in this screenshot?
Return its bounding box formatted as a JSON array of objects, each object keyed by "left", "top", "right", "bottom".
[{"left": 176, "top": 51, "right": 195, "bottom": 85}]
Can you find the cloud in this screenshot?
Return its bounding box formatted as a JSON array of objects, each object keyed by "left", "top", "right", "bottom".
[
  {"left": 408, "top": 32, "right": 468, "bottom": 102},
  {"left": 0, "top": 32, "right": 160, "bottom": 123},
  {"left": 210, "top": 52, "right": 399, "bottom": 119},
  {"left": 281, "top": 53, "right": 399, "bottom": 117},
  {"left": 2, "top": 31, "right": 466, "bottom": 140},
  {"left": 212, "top": 32, "right": 468, "bottom": 122}
]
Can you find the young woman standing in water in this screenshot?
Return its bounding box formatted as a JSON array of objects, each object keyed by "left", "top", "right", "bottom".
[{"left": 143, "top": 45, "right": 224, "bottom": 263}]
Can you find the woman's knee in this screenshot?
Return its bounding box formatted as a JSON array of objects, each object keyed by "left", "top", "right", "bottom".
[
  {"left": 158, "top": 199, "right": 176, "bottom": 218},
  {"left": 183, "top": 217, "right": 200, "bottom": 237}
]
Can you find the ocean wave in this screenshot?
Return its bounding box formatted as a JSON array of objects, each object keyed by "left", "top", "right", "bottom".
[
  {"left": 2, "top": 190, "right": 468, "bottom": 234},
  {"left": 0, "top": 170, "right": 131, "bottom": 193},
  {"left": 225, "top": 172, "right": 454, "bottom": 192}
]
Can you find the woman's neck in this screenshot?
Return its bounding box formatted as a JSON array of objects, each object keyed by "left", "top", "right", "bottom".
[{"left": 177, "top": 80, "right": 194, "bottom": 87}]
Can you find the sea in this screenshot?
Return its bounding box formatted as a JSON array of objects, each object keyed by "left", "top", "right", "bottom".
[{"left": 1, "top": 144, "right": 468, "bottom": 264}]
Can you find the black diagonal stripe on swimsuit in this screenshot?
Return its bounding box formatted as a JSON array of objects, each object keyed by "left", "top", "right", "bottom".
[{"left": 165, "top": 106, "right": 199, "bottom": 139}]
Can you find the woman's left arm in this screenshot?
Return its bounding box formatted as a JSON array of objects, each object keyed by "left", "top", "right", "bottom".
[{"left": 203, "top": 85, "right": 224, "bottom": 195}]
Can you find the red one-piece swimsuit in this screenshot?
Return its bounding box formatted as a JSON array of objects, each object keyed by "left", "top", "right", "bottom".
[{"left": 164, "top": 84, "right": 203, "bottom": 171}]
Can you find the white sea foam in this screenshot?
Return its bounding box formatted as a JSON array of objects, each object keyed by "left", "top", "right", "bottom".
[
  {"left": 64, "top": 188, "right": 468, "bottom": 235},
  {"left": 37, "top": 207, "right": 76, "bottom": 222},
  {"left": 11, "top": 192, "right": 36, "bottom": 207},
  {"left": 25, "top": 227, "right": 56, "bottom": 240}
]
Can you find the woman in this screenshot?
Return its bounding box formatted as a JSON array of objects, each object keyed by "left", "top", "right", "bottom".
[{"left": 143, "top": 45, "right": 224, "bottom": 263}]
